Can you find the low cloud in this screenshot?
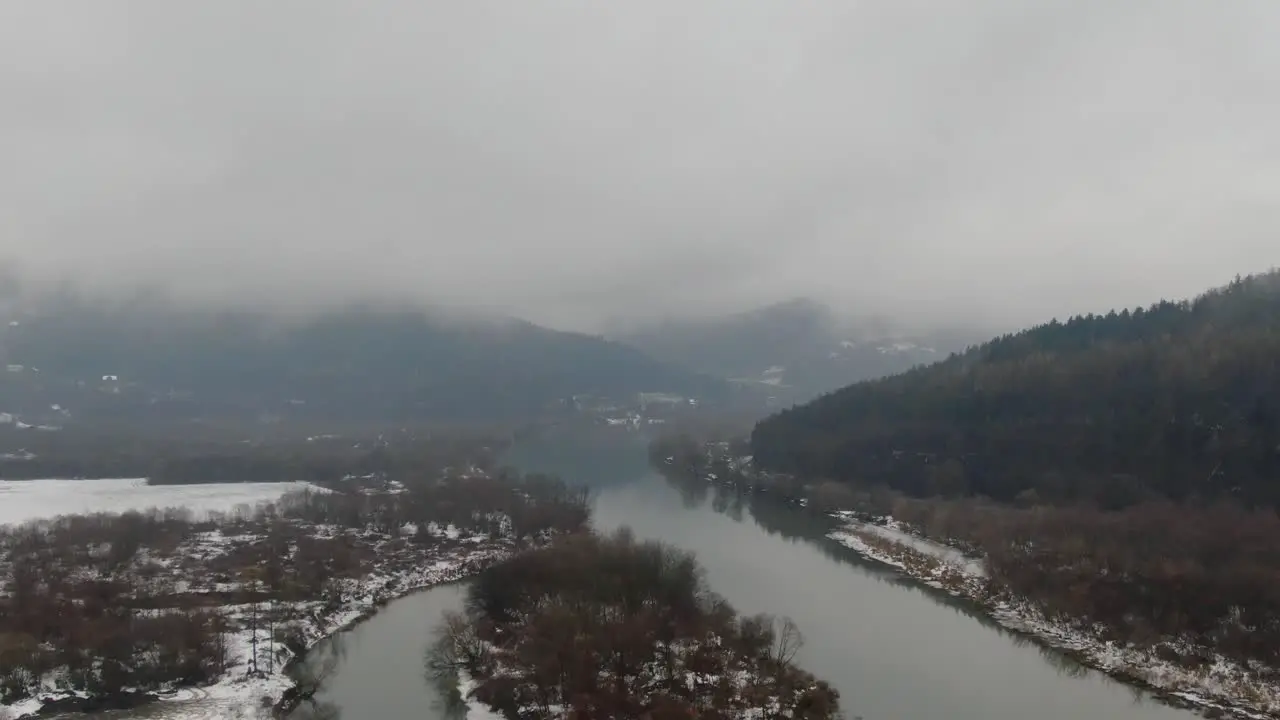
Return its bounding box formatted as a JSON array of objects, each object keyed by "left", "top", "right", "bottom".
[{"left": 2, "top": 1, "right": 1277, "bottom": 332}]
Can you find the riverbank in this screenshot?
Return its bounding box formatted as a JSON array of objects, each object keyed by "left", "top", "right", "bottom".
[
  {"left": 828, "top": 517, "right": 1280, "bottom": 720},
  {"left": 434, "top": 530, "right": 843, "bottom": 720},
  {"left": 0, "top": 471, "right": 591, "bottom": 720},
  {"left": 270, "top": 543, "right": 515, "bottom": 719},
  {"left": 3, "top": 532, "right": 517, "bottom": 720},
  {"left": 646, "top": 434, "right": 1280, "bottom": 719}
]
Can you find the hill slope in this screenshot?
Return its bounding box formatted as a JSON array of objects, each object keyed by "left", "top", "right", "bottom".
[
  {"left": 617, "top": 298, "right": 967, "bottom": 401},
  {"left": 0, "top": 300, "right": 728, "bottom": 428},
  {"left": 751, "top": 271, "right": 1280, "bottom": 507}
]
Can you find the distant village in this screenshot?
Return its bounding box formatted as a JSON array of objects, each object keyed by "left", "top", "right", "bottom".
[{"left": 564, "top": 391, "right": 701, "bottom": 430}]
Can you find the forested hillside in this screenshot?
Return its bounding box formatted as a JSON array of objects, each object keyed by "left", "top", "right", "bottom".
[
  {"left": 752, "top": 271, "right": 1280, "bottom": 508},
  {"left": 1, "top": 298, "right": 728, "bottom": 426}
]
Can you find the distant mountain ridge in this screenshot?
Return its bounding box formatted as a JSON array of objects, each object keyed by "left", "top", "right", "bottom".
[
  {"left": 615, "top": 298, "right": 974, "bottom": 401},
  {"left": 0, "top": 298, "right": 729, "bottom": 429}
]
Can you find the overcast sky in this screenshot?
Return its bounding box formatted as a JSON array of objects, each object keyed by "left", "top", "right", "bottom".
[{"left": 1, "top": 1, "right": 1277, "bottom": 332}]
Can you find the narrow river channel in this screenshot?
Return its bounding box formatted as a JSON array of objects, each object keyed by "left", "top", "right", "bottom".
[{"left": 295, "top": 429, "right": 1199, "bottom": 720}]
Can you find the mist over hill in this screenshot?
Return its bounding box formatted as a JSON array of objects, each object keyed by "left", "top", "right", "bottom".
[
  {"left": 616, "top": 298, "right": 980, "bottom": 402},
  {"left": 0, "top": 295, "right": 730, "bottom": 430}
]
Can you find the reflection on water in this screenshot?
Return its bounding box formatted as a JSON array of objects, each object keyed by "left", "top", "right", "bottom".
[
  {"left": 660, "top": 466, "right": 1116, "bottom": 680},
  {"left": 288, "top": 700, "right": 341, "bottom": 720},
  {"left": 286, "top": 431, "right": 1195, "bottom": 720},
  {"left": 288, "top": 584, "right": 473, "bottom": 720},
  {"left": 583, "top": 436, "right": 1194, "bottom": 720},
  {"left": 499, "top": 427, "right": 654, "bottom": 490},
  {"left": 285, "top": 633, "right": 346, "bottom": 720}
]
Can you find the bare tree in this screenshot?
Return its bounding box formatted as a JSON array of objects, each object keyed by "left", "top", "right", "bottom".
[
  {"left": 240, "top": 567, "right": 266, "bottom": 676},
  {"left": 770, "top": 617, "right": 804, "bottom": 666}
]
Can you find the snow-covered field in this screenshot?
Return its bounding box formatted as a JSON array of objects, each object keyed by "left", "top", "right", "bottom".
[{"left": 0, "top": 478, "right": 314, "bottom": 527}]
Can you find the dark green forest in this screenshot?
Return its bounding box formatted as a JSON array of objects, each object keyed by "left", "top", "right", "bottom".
[{"left": 752, "top": 270, "right": 1280, "bottom": 508}]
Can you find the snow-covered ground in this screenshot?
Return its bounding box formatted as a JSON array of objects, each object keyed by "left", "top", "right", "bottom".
[
  {"left": 830, "top": 511, "right": 984, "bottom": 576},
  {"left": 3, "top": 528, "right": 516, "bottom": 720},
  {"left": 458, "top": 672, "right": 505, "bottom": 720},
  {"left": 828, "top": 517, "right": 1280, "bottom": 720},
  {"left": 0, "top": 478, "right": 315, "bottom": 527}
]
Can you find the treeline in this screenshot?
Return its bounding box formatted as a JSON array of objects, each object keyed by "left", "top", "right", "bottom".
[
  {"left": 649, "top": 434, "right": 812, "bottom": 505},
  {"left": 281, "top": 469, "right": 591, "bottom": 543},
  {"left": 890, "top": 496, "right": 1280, "bottom": 671},
  {"left": 752, "top": 270, "right": 1280, "bottom": 508},
  {"left": 0, "top": 468, "right": 589, "bottom": 705},
  {"left": 147, "top": 438, "right": 498, "bottom": 486},
  {"left": 0, "top": 430, "right": 503, "bottom": 484},
  {"left": 431, "top": 529, "right": 840, "bottom": 720},
  {"left": 648, "top": 433, "right": 1280, "bottom": 675}
]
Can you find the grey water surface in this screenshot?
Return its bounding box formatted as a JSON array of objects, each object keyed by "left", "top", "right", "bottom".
[{"left": 295, "top": 429, "right": 1197, "bottom": 720}]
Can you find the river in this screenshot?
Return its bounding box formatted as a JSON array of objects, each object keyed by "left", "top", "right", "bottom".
[{"left": 291, "top": 429, "right": 1197, "bottom": 720}]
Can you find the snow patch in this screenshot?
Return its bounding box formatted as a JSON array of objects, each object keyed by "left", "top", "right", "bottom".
[
  {"left": 0, "top": 479, "right": 320, "bottom": 527},
  {"left": 458, "top": 671, "right": 505, "bottom": 720}
]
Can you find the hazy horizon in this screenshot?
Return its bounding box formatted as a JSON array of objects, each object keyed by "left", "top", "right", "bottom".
[{"left": 3, "top": 2, "right": 1277, "bottom": 334}]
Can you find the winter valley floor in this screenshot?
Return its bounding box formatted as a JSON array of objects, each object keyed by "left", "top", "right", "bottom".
[{"left": 0, "top": 475, "right": 580, "bottom": 720}]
